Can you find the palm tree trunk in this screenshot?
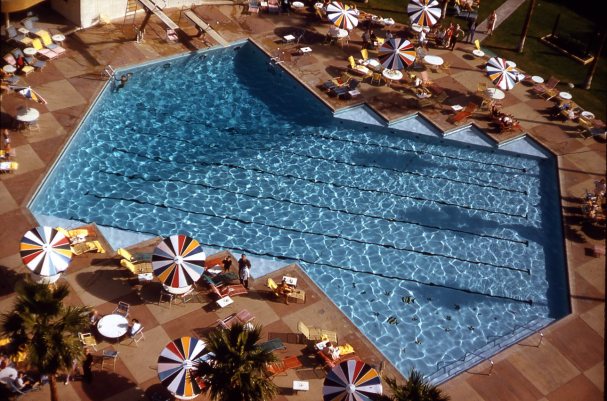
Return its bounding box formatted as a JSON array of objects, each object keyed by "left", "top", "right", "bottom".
[
  {"left": 584, "top": 28, "right": 606, "bottom": 90},
  {"left": 50, "top": 374, "right": 59, "bottom": 401},
  {"left": 517, "top": 0, "right": 537, "bottom": 53}
]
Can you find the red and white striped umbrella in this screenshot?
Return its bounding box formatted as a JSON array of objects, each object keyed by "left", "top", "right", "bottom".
[
  {"left": 486, "top": 57, "right": 519, "bottom": 91},
  {"left": 20, "top": 226, "right": 72, "bottom": 277},
  {"left": 326, "top": 2, "right": 359, "bottom": 31},
  {"left": 407, "top": 0, "right": 442, "bottom": 27},
  {"left": 153, "top": 234, "right": 206, "bottom": 290},
  {"left": 379, "top": 38, "right": 416, "bottom": 70}
]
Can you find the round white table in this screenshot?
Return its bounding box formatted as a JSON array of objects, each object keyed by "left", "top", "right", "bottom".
[
  {"left": 163, "top": 283, "right": 193, "bottom": 295},
  {"left": 0, "top": 366, "right": 18, "bottom": 384},
  {"left": 423, "top": 55, "right": 444, "bottom": 66},
  {"left": 97, "top": 314, "right": 129, "bottom": 338},
  {"left": 2, "top": 65, "right": 16, "bottom": 74},
  {"left": 382, "top": 69, "right": 403, "bottom": 85},
  {"left": 16, "top": 107, "right": 40, "bottom": 123},
  {"left": 23, "top": 47, "right": 37, "bottom": 56},
  {"left": 531, "top": 75, "right": 544, "bottom": 84},
  {"left": 329, "top": 28, "right": 348, "bottom": 39},
  {"left": 314, "top": 2, "right": 324, "bottom": 8},
  {"left": 52, "top": 33, "right": 66, "bottom": 43},
  {"left": 291, "top": 1, "right": 305, "bottom": 11},
  {"left": 559, "top": 91, "right": 572, "bottom": 100},
  {"left": 472, "top": 49, "right": 485, "bottom": 57},
  {"left": 506, "top": 60, "right": 516, "bottom": 68},
  {"left": 486, "top": 88, "right": 506, "bottom": 100},
  {"left": 581, "top": 111, "right": 595, "bottom": 120}
]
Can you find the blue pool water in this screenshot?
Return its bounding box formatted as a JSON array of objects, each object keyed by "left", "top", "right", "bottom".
[{"left": 30, "top": 42, "right": 569, "bottom": 378}]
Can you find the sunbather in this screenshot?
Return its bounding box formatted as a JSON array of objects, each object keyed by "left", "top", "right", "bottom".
[{"left": 276, "top": 278, "right": 293, "bottom": 305}]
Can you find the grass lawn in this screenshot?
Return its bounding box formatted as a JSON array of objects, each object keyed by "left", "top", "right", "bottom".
[{"left": 481, "top": 0, "right": 605, "bottom": 119}]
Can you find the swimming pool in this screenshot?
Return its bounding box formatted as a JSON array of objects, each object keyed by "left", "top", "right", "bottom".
[{"left": 30, "top": 42, "right": 569, "bottom": 379}]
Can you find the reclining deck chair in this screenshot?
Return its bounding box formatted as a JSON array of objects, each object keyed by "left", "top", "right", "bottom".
[
  {"left": 218, "top": 309, "right": 255, "bottom": 329},
  {"left": 266, "top": 355, "right": 303, "bottom": 377},
  {"left": 321, "top": 72, "right": 351, "bottom": 91},
  {"left": 448, "top": 102, "right": 477, "bottom": 125},
  {"left": 71, "top": 240, "right": 105, "bottom": 255},
  {"left": 297, "top": 321, "right": 337, "bottom": 343},
  {"left": 209, "top": 282, "right": 248, "bottom": 299},
  {"left": 531, "top": 76, "right": 559, "bottom": 99},
  {"left": 56, "top": 226, "right": 91, "bottom": 244},
  {"left": 331, "top": 78, "right": 360, "bottom": 98},
  {"left": 120, "top": 259, "right": 153, "bottom": 275},
  {"left": 347, "top": 56, "right": 372, "bottom": 79},
  {"left": 258, "top": 338, "right": 287, "bottom": 352}
]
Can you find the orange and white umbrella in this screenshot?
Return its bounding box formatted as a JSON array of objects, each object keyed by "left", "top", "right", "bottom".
[
  {"left": 158, "top": 337, "right": 208, "bottom": 399},
  {"left": 486, "top": 57, "right": 519, "bottom": 91},
  {"left": 407, "top": 0, "right": 442, "bottom": 27}
]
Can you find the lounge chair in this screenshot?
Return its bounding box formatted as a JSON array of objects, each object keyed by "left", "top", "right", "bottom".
[
  {"left": 6, "top": 25, "right": 26, "bottom": 42},
  {"left": 248, "top": 0, "right": 260, "bottom": 14},
  {"left": 297, "top": 321, "right": 337, "bottom": 343},
  {"left": 531, "top": 76, "right": 559, "bottom": 98},
  {"left": 258, "top": 338, "right": 287, "bottom": 352},
  {"left": 347, "top": 56, "right": 372, "bottom": 80},
  {"left": 316, "top": 349, "right": 360, "bottom": 369},
  {"left": 360, "top": 48, "right": 369, "bottom": 61},
  {"left": 448, "top": 102, "right": 477, "bottom": 125},
  {"left": 209, "top": 282, "right": 248, "bottom": 299},
  {"left": 0, "top": 161, "right": 19, "bottom": 173},
  {"left": 217, "top": 309, "right": 255, "bottom": 329},
  {"left": 78, "top": 332, "right": 97, "bottom": 351},
  {"left": 31, "top": 38, "right": 58, "bottom": 60},
  {"left": 268, "top": 0, "right": 280, "bottom": 13},
  {"left": 330, "top": 78, "right": 360, "bottom": 97},
  {"left": 71, "top": 240, "right": 105, "bottom": 255},
  {"left": 266, "top": 355, "right": 302, "bottom": 377},
  {"left": 121, "top": 259, "right": 153, "bottom": 275},
  {"left": 3, "top": 53, "right": 17, "bottom": 66},
  {"left": 56, "top": 226, "right": 90, "bottom": 243},
  {"left": 36, "top": 30, "right": 66, "bottom": 55},
  {"left": 116, "top": 247, "right": 152, "bottom": 262},
  {"left": 320, "top": 72, "right": 351, "bottom": 91},
  {"left": 22, "top": 18, "right": 43, "bottom": 34}
]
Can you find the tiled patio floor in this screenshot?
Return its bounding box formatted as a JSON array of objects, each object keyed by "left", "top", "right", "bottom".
[{"left": 0, "top": 4, "right": 604, "bottom": 401}]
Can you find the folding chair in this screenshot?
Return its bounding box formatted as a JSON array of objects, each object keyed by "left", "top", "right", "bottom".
[
  {"left": 114, "top": 301, "right": 130, "bottom": 317},
  {"left": 130, "top": 327, "right": 145, "bottom": 346},
  {"left": 78, "top": 332, "right": 97, "bottom": 351},
  {"left": 101, "top": 350, "right": 119, "bottom": 371}
]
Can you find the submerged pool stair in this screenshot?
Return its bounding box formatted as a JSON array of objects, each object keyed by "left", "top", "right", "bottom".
[{"left": 427, "top": 316, "right": 554, "bottom": 384}]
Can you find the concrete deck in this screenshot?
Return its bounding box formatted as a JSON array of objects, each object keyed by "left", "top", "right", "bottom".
[{"left": 0, "top": 4, "right": 604, "bottom": 401}]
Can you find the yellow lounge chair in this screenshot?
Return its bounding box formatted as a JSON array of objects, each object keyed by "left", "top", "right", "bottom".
[
  {"left": 56, "top": 226, "right": 90, "bottom": 243},
  {"left": 36, "top": 30, "right": 67, "bottom": 55},
  {"left": 120, "top": 259, "right": 153, "bottom": 275},
  {"left": 360, "top": 48, "right": 369, "bottom": 61},
  {"left": 0, "top": 161, "right": 18, "bottom": 173},
  {"left": 297, "top": 321, "right": 337, "bottom": 343},
  {"left": 71, "top": 240, "right": 105, "bottom": 255},
  {"left": 31, "top": 38, "right": 58, "bottom": 60}
]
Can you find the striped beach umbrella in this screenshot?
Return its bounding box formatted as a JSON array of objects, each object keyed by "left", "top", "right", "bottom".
[
  {"left": 326, "top": 2, "right": 359, "bottom": 31},
  {"left": 323, "top": 359, "right": 382, "bottom": 401},
  {"left": 379, "top": 38, "right": 416, "bottom": 70},
  {"left": 158, "top": 337, "right": 207, "bottom": 399},
  {"left": 20, "top": 226, "right": 72, "bottom": 277},
  {"left": 153, "top": 234, "right": 206, "bottom": 290},
  {"left": 486, "top": 57, "right": 519, "bottom": 91},
  {"left": 407, "top": 0, "right": 442, "bottom": 28}
]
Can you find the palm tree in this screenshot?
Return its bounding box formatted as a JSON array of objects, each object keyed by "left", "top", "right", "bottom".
[
  {"left": 0, "top": 281, "right": 90, "bottom": 401},
  {"left": 195, "top": 323, "right": 278, "bottom": 401},
  {"left": 379, "top": 369, "right": 450, "bottom": 401}
]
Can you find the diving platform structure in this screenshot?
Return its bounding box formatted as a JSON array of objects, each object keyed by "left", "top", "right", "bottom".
[{"left": 125, "top": 0, "right": 227, "bottom": 47}]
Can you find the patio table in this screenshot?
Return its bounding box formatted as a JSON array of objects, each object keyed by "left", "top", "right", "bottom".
[
  {"left": 531, "top": 75, "right": 544, "bottom": 84},
  {"left": 423, "top": 55, "right": 444, "bottom": 66},
  {"left": 97, "top": 314, "right": 129, "bottom": 339},
  {"left": 559, "top": 92, "right": 572, "bottom": 100},
  {"left": 16, "top": 107, "right": 40, "bottom": 123},
  {"left": 2, "top": 65, "right": 16, "bottom": 74},
  {"left": 486, "top": 88, "right": 505, "bottom": 100}
]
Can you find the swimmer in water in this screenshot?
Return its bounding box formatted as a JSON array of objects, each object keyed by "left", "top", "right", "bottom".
[{"left": 116, "top": 73, "right": 133, "bottom": 90}]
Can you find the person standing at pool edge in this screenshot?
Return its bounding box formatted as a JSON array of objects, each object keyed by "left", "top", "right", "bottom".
[{"left": 238, "top": 254, "right": 251, "bottom": 289}]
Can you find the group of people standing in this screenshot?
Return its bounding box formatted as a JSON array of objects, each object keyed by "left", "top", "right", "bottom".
[{"left": 222, "top": 253, "right": 253, "bottom": 289}]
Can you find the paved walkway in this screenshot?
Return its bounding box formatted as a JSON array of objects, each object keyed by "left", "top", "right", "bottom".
[{"left": 476, "top": 0, "right": 527, "bottom": 43}]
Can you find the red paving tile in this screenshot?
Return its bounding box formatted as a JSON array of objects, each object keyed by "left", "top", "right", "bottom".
[
  {"left": 546, "top": 374, "right": 604, "bottom": 401},
  {"left": 467, "top": 360, "right": 543, "bottom": 401}
]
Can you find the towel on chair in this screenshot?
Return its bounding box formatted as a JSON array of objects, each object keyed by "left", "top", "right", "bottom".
[{"left": 338, "top": 344, "right": 355, "bottom": 355}]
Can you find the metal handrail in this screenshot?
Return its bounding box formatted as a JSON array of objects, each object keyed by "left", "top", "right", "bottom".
[{"left": 430, "top": 316, "right": 549, "bottom": 382}]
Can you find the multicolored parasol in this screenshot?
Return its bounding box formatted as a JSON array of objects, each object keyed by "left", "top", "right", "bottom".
[
  {"left": 323, "top": 359, "right": 382, "bottom": 401},
  {"left": 158, "top": 337, "right": 207, "bottom": 399},
  {"left": 379, "top": 38, "right": 416, "bottom": 70},
  {"left": 20, "top": 226, "right": 72, "bottom": 277},
  {"left": 326, "top": 2, "right": 359, "bottom": 31},
  {"left": 153, "top": 235, "right": 206, "bottom": 290},
  {"left": 407, "top": 0, "right": 442, "bottom": 27},
  {"left": 486, "top": 57, "right": 519, "bottom": 91}
]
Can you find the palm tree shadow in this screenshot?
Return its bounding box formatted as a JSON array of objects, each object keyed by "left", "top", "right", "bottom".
[{"left": 0, "top": 267, "right": 25, "bottom": 297}]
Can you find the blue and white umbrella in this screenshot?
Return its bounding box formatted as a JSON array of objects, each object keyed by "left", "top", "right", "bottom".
[
  {"left": 407, "top": 0, "right": 442, "bottom": 28},
  {"left": 326, "top": 2, "right": 359, "bottom": 31}
]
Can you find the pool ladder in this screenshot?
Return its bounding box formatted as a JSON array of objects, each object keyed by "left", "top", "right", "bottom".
[{"left": 103, "top": 65, "right": 116, "bottom": 80}]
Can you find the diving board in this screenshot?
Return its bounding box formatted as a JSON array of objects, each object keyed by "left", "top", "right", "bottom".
[
  {"left": 137, "top": 0, "right": 179, "bottom": 30},
  {"left": 183, "top": 9, "right": 229, "bottom": 47}
]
